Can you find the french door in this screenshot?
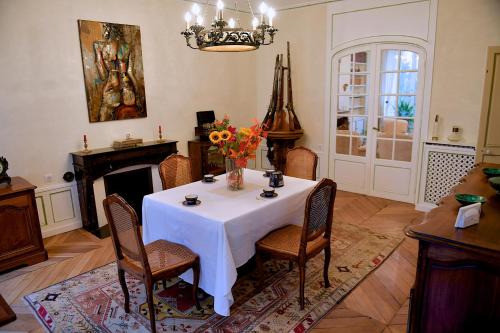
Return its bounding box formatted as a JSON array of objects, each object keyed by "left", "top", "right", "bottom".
[{"left": 329, "top": 44, "right": 425, "bottom": 203}]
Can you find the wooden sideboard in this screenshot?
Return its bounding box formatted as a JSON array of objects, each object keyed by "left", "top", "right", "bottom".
[
  {"left": 71, "top": 141, "right": 178, "bottom": 235},
  {"left": 0, "top": 178, "right": 47, "bottom": 272},
  {"left": 188, "top": 140, "right": 225, "bottom": 181},
  {"left": 406, "top": 163, "right": 500, "bottom": 332}
]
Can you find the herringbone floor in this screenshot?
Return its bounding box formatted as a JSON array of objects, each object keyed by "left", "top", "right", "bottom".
[{"left": 0, "top": 191, "right": 423, "bottom": 332}]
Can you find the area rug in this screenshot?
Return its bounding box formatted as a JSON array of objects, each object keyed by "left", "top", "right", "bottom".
[{"left": 24, "top": 222, "right": 402, "bottom": 333}]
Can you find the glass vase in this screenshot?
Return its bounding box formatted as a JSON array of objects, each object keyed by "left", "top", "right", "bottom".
[{"left": 225, "top": 158, "right": 244, "bottom": 191}]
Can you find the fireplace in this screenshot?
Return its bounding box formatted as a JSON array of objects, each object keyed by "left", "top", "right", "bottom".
[
  {"left": 104, "top": 167, "right": 153, "bottom": 223},
  {"left": 71, "top": 140, "right": 178, "bottom": 237}
]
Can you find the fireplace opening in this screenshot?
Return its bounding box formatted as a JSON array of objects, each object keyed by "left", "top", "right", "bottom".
[{"left": 104, "top": 166, "right": 153, "bottom": 226}]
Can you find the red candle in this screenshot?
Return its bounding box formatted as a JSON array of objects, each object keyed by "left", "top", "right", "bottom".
[{"left": 84, "top": 134, "right": 87, "bottom": 142}]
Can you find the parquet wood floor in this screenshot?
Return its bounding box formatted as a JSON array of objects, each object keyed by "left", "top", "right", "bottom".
[{"left": 0, "top": 191, "right": 423, "bottom": 332}]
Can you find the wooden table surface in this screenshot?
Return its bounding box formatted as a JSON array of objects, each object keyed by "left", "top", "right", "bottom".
[{"left": 407, "top": 163, "right": 500, "bottom": 253}]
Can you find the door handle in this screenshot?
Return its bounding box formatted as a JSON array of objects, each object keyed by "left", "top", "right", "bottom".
[{"left": 372, "top": 127, "right": 380, "bottom": 131}]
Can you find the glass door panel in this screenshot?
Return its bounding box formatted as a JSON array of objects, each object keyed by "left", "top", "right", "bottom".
[{"left": 335, "top": 50, "right": 370, "bottom": 156}]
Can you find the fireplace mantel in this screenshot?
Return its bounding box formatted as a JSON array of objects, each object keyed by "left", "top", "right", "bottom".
[{"left": 71, "top": 140, "right": 178, "bottom": 235}]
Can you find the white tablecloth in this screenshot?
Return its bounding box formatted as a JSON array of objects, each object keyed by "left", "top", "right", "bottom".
[{"left": 142, "top": 169, "right": 317, "bottom": 316}]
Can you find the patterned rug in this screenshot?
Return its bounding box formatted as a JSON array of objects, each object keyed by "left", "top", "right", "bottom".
[{"left": 24, "top": 222, "right": 402, "bottom": 332}]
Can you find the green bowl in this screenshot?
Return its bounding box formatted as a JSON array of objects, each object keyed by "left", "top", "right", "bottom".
[
  {"left": 483, "top": 168, "right": 500, "bottom": 178},
  {"left": 488, "top": 177, "right": 500, "bottom": 193},
  {"left": 455, "top": 193, "right": 487, "bottom": 206}
]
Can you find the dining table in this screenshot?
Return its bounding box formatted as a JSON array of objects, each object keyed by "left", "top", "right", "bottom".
[{"left": 142, "top": 168, "right": 317, "bottom": 316}]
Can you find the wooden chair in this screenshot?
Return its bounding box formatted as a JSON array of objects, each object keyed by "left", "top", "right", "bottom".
[
  {"left": 255, "top": 178, "right": 337, "bottom": 310},
  {"left": 102, "top": 194, "right": 200, "bottom": 333},
  {"left": 284, "top": 147, "right": 318, "bottom": 180},
  {"left": 158, "top": 154, "right": 193, "bottom": 190}
]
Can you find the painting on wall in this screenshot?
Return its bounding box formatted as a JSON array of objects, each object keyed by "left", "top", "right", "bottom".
[{"left": 78, "top": 20, "right": 147, "bottom": 122}]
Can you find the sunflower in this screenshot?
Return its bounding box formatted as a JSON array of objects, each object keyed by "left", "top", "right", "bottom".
[
  {"left": 239, "top": 127, "right": 251, "bottom": 136},
  {"left": 209, "top": 131, "right": 222, "bottom": 144},
  {"left": 220, "top": 130, "right": 232, "bottom": 141}
]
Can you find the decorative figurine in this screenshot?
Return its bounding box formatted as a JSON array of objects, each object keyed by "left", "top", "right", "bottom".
[{"left": 0, "top": 157, "right": 12, "bottom": 187}]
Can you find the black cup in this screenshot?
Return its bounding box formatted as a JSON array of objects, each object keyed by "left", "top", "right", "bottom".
[
  {"left": 185, "top": 194, "right": 198, "bottom": 205},
  {"left": 269, "top": 171, "right": 284, "bottom": 187},
  {"left": 263, "top": 187, "right": 275, "bottom": 197},
  {"left": 204, "top": 174, "right": 215, "bottom": 182},
  {"left": 264, "top": 169, "right": 275, "bottom": 177}
]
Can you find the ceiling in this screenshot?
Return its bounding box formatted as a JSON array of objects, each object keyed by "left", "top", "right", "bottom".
[{"left": 186, "top": 0, "right": 334, "bottom": 11}]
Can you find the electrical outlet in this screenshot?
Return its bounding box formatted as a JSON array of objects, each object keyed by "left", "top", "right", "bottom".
[{"left": 44, "top": 174, "right": 53, "bottom": 183}]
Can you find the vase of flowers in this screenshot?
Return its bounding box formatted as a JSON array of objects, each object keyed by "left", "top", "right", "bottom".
[{"left": 209, "top": 115, "right": 266, "bottom": 191}]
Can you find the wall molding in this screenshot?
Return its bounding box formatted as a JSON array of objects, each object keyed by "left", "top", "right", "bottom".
[{"left": 35, "top": 182, "right": 82, "bottom": 238}]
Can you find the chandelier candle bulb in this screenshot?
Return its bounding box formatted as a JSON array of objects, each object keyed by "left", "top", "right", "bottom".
[
  {"left": 184, "top": 12, "right": 192, "bottom": 29},
  {"left": 216, "top": 0, "right": 224, "bottom": 21},
  {"left": 259, "top": 2, "right": 268, "bottom": 24},
  {"left": 196, "top": 15, "right": 203, "bottom": 26},
  {"left": 268, "top": 7, "right": 275, "bottom": 26},
  {"left": 252, "top": 17, "right": 259, "bottom": 30},
  {"left": 228, "top": 18, "right": 236, "bottom": 29}
]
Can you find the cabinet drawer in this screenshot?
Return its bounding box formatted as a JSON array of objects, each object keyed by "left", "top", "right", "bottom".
[{"left": 0, "top": 193, "right": 29, "bottom": 208}]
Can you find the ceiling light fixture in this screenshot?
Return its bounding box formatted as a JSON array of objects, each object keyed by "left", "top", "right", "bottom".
[{"left": 181, "top": 1, "right": 278, "bottom": 52}]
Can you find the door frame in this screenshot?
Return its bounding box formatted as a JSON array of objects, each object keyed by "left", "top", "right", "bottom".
[{"left": 476, "top": 46, "right": 500, "bottom": 162}]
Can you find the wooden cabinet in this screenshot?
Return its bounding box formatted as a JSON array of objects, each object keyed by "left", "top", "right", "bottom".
[
  {"left": 0, "top": 178, "right": 47, "bottom": 272},
  {"left": 406, "top": 163, "right": 500, "bottom": 332},
  {"left": 188, "top": 140, "right": 225, "bottom": 181}
]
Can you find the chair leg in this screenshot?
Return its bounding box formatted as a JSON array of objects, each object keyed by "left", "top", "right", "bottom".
[
  {"left": 299, "top": 262, "right": 306, "bottom": 310},
  {"left": 145, "top": 281, "right": 157, "bottom": 333},
  {"left": 288, "top": 260, "right": 294, "bottom": 272},
  {"left": 117, "top": 268, "right": 130, "bottom": 313},
  {"left": 162, "top": 280, "right": 167, "bottom": 290},
  {"left": 255, "top": 250, "right": 264, "bottom": 289},
  {"left": 323, "top": 246, "right": 331, "bottom": 288},
  {"left": 192, "top": 260, "right": 201, "bottom": 310}
]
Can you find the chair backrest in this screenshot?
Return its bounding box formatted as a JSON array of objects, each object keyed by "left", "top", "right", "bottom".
[
  {"left": 300, "top": 178, "right": 337, "bottom": 250},
  {"left": 383, "top": 118, "right": 408, "bottom": 136},
  {"left": 102, "top": 194, "right": 150, "bottom": 272},
  {"left": 159, "top": 154, "right": 193, "bottom": 190},
  {"left": 284, "top": 147, "right": 318, "bottom": 181}
]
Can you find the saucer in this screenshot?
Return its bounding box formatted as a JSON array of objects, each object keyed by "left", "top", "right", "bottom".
[
  {"left": 182, "top": 200, "right": 201, "bottom": 206},
  {"left": 260, "top": 193, "right": 278, "bottom": 198},
  {"left": 263, "top": 173, "right": 271, "bottom": 177},
  {"left": 202, "top": 179, "right": 218, "bottom": 184}
]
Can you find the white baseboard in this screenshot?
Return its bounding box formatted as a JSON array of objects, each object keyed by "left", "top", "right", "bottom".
[{"left": 41, "top": 220, "right": 82, "bottom": 238}]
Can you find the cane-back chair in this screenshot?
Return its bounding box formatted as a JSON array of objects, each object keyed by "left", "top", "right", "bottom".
[
  {"left": 284, "top": 147, "right": 318, "bottom": 181},
  {"left": 159, "top": 154, "right": 193, "bottom": 190},
  {"left": 103, "top": 194, "right": 200, "bottom": 333},
  {"left": 255, "top": 178, "right": 337, "bottom": 309}
]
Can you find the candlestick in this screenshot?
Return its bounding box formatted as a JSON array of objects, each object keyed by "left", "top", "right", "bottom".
[
  {"left": 157, "top": 125, "right": 165, "bottom": 143},
  {"left": 81, "top": 134, "right": 92, "bottom": 154}
]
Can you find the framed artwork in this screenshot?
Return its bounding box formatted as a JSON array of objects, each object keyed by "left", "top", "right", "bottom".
[{"left": 78, "top": 20, "right": 147, "bottom": 122}]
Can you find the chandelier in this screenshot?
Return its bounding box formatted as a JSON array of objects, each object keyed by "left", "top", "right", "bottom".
[{"left": 181, "top": 0, "right": 278, "bottom": 52}]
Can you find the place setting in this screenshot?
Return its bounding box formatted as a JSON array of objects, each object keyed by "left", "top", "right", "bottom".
[
  {"left": 182, "top": 194, "right": 201, "bottom": 206},
  {"left": 201, "top": 174, "right": 218, "bottom": 184}
]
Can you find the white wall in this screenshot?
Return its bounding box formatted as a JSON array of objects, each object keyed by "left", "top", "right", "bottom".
[
  {"left": 0, "top": 0, "right": 256, "bottom": 187},
  {"left": 429, "top": 0, "right": 500, "bottom": 144},
  {"left": 255, "top": 4, "right": 327, "bottom": 153}
]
